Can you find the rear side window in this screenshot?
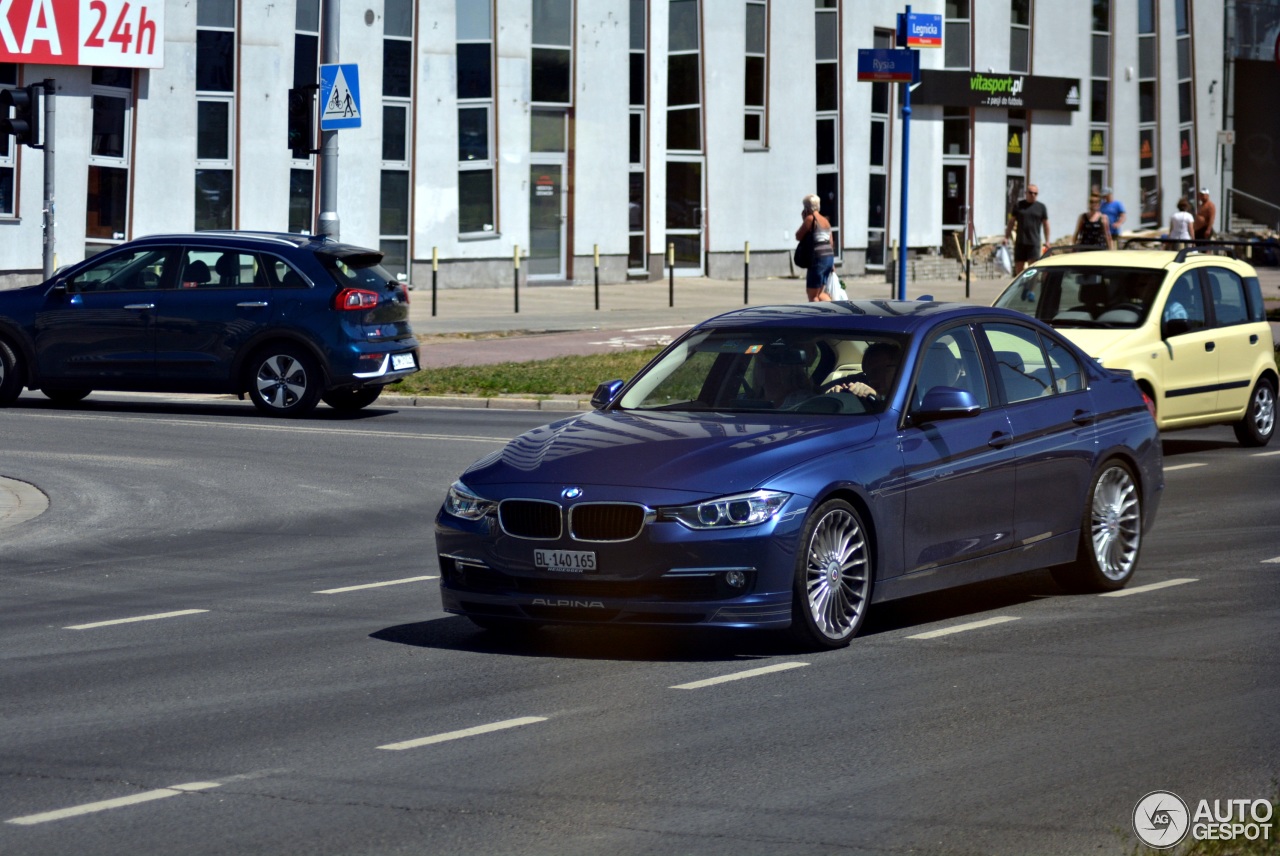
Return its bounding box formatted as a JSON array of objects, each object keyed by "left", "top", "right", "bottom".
[
  {"left": 983, "top": 323, "right": 1056, "bottom": 404},
  {"left": 1204, "top": 268, "right": 1249, "bottom": 326},
  {"left": 1244, "top": 276, "right": 1264, "bottom": 322},
  {"left": 178, "top": 250, "right": 273, "bottom": 289}
]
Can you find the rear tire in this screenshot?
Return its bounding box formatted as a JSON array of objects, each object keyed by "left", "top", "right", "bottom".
[
  {"left": 247, "top": 345, "right": 321, "bottom": 417},
  {"left": 789, "top": 499, "right": 873, "bottom": 650},
  {"left": 0, "top": 340, "right": 23, "bottom": 406},
  {"left": 321, "top": 386, "right": 383, "bottom": 412},
  {"left": 1051, "top": 461, "right": 1142, "bottom": 593},
  {"left": 1233, "top": 377, "right": 1275, "bottom": 447},
  {"left": 42, "top": 388, "right": 92, "bottom": 404}
]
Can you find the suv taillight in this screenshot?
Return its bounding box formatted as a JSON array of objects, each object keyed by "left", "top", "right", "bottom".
[{"left": 334, "top": 288, "right": 379, "bottom": 310}]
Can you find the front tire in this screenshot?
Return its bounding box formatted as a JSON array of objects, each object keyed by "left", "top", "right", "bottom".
[
  {"left": 1233, "top": 377, "right": 1275, "bottom": 447},
  {"left": 0, "top": 340, "right": 23, "bottom": 406},
  {"left": 247, "top": 345, "right": 322, "bottom": 417},
  {"left": 1051, "top": 461, "right": 1142, "bottom": 593},
  {"left": 321, "top": 386, "right": 383, "bottom": 412},
  {"left": 790, "top": 499, "right": 873, "bottom": 650}
]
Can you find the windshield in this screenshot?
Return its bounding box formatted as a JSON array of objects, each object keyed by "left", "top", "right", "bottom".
[
  {"left": 994, "top": 266, "right": 1166, "bottom": 328},
  {"left": 616, "top": 327, "right": 905, "bottom": 415}
]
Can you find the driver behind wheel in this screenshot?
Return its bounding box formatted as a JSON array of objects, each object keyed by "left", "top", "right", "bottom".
[{"left": 825, "top": 341, "right": 900, "bottom": 399}]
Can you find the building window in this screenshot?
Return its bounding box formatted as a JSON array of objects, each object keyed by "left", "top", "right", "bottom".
[
  {"left": 1088, "top": 0, "right": 1110, "bottom": 194},
  {"left": 532, "top": 0, "right": 572, "bottom": 105},
  {"left": 1137, "top": 0, "right": 1159, "bottom": 227},
  {"left": 1174, "top": 0, "right": 1195, "bottom": 206},
  {"left": 815, "top": 0, "right": 839, "bottom": 257},
  {"left": 629, "top": 0, "right": 647, "bottom": 271},
  {"left": 1005, "top": 110, "right": 1027, "bottom": 219},
  {"left": 744, "top": 0, "right": 767, "bottom": 147},
  {"left": 1010, "top": 0, "right": 1030, "bottom": 74},
  {"left": 380, "top": 0, "right": 413, "bottom": 279},
  {"left": 457, "top": 1, "right": 495, "bottom": 235},
  {"left": 87, "top": 68, "right": 133, "bottom": 248},
  {"left": 0, "top": 65, "right": 16, "bottom": 218},
  {"left": 667, "top": 0, "right": 701, "bottom": 151},
  {"left": 866, "top": 28, "right": 892, "bottom": 269},
  {"left": 290, "top": 0, "right": 319, "bottom": 234},
  {"left": 195, "top": 0, "right": 235, "bottom": 231},
  {"left": 945, "top": 0, "right": 970, "bottom": 70}
]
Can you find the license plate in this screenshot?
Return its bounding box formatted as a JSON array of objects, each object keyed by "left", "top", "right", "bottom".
[
  {"left": 534, "top": 549, "right": 597, "bottom": 573},
  {"left": 391, "top": 352, "right": 416, "bottom": 370}
]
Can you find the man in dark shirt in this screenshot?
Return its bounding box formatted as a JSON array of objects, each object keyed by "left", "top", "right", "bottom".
[{"left": 1005, "top": 184, "right": 1050, "bottom": 275}]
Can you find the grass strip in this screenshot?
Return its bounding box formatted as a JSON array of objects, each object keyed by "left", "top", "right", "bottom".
[{"left": 386, "top": 348, "right": 664, "bottom": 398}]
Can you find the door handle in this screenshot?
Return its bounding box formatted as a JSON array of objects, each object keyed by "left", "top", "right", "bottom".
[
  {"left": 236, "top": 302, "right": 269, "bottom": 308},
  {"left": 988, "top": 432, "right": 1014, "bottom": 448},
  {"left": 1250, "top": 334, "right": 1259, "bottom": 345},
  {"left": 1204, "top": 341, "right": 1215, "bottom": 352},
  {"left": 1071, "top": 410, "right": 1094, "bottom": 425},
  {"left": 123, "top": 303, "right": 155, "bottom": 310}
]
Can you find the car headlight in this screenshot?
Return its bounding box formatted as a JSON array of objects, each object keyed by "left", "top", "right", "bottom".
[
  {"left": 661, "top": 490, "right": 791, "bottom": 530},
  {"left": 444, "top": 480, "right": 496, "bottom": 521}
]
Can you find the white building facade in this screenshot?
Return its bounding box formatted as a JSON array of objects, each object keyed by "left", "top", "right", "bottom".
[{"left": 0, "top": 0, "right": 1233, "bottom": 289}]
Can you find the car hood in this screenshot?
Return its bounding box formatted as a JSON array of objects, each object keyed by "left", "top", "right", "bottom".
[
  {"left": 1051, "top": 327, "right": 1145, "bottom": 361},
  {"left": 461, "top": 409, "right": 882, "bottom": 495}
]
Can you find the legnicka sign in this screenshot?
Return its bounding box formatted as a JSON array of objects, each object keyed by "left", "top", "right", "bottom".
[{"left": 913, "top": 70, "right": 1080, "bottom": 111}]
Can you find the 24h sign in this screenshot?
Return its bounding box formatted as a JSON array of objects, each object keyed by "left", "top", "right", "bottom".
[{"left": 1, "top": 0, "right": 165, "bottom": 69}]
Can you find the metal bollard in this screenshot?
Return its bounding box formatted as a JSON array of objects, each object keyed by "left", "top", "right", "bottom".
[
  {"left": 431, "top": 246, "right": 438, "bottom": 317},
  {"left": 744, "top": 241, "right": 750, "bottom": 305},
  {"left": 668, "top": 243, "right": 675, "bottom": 308},
  {"left": 594, "top": 243, "right": 600, "bottom": 311},
  {"left": 513, "top": 244, "right": 520, "bottom": 314}
]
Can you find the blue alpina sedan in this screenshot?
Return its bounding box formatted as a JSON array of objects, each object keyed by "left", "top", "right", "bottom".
[{"left": 435, "top": 301, "right": 1163, "bottom": 649}]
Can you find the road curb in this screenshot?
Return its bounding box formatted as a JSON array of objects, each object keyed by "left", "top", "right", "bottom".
[
  {"left": 379, "top": 393, "right": 592, "bottom": 412},
  {"left": 0, "top": 476, "right": 50, "bottom": 531}
]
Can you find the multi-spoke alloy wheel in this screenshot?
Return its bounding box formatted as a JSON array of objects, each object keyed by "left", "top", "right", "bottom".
[
  {"left": 248, "top": 346, "right": 321, "bottom": 417},
  {"left": 1234, "top": 378, "right": 1275, "bottom": 448},
  {"left": 1052, "top": 461, "right": 1142, "bottom": 593},
  {"left": 791, "top": 499, "right": 872, "bottom": 649}
]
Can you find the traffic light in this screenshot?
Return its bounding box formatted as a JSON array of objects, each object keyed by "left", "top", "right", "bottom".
[
  {"left": 288, "top": 85, "right": 316, "bottom": 158},
  {"left": 0, "top": 84, "right": 40, "bottom": 148}
]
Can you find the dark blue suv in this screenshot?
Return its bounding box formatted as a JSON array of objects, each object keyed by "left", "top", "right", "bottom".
[{"left": 0, "top": 232, "right": 419, "bottom": 417}]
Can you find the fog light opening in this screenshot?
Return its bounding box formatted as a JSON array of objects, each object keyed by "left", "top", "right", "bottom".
[{"left": 724, "top": 570, "right": 746, "bottom": 589}]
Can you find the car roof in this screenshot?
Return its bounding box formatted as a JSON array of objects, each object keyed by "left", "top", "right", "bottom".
[
  {"left": 694, "top": 300, "right": 1040, "bottom": 335},
  {"left": 1028, "top": 247, "right": 1258, "bottom": 273},
  {"left": 122, "top": 231, "right": 380, "bottom": 258}
]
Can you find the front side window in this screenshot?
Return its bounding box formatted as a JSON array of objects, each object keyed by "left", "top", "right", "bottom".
[
  {"left": 912, "top": 326, "right": 990, "bottom": 411},
  {"left": 66, "top": 247, "right": 174, "bottom": 293}
]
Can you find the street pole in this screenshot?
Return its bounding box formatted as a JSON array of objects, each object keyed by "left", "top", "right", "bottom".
[
  {"left": 896, "top": 5, "right": 913, "bottom": 301},
  {"left": 317, "top": 0, "right": 339, "bottom": 240},
  {"left": 40, "top": 79, "right": 54, "bottom": 280}
]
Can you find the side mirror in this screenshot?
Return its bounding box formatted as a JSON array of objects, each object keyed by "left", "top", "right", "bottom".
[
  {"left": 591, "top": 379, "right": 625, "bottom": 410},
  {"left": 912, "top": 387, "right": 981, "bottom": 423},
  {"left": 49, "top": 282, "right": 67, "bottom": 296}
]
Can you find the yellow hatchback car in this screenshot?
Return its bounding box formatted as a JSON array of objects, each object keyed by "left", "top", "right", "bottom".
[{"left": 993, "top": 248, "right": 1276, "bottom": 446}]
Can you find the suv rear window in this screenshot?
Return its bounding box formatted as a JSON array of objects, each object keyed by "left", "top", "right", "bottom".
[
  {"left": 994, "top": 266, "right": 1165, "bottom": 329},
  {"left": 322, "top": 252, "right": 395, "bottom": 291}
]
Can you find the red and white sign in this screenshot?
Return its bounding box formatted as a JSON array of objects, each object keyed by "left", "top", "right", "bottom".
[{"left": 1, "top": 0, "right": 165, "bottom": 68}]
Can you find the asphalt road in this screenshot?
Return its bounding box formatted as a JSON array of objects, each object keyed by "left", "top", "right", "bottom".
[{"left": 1, "top": 393, "right": 1277, "bottom": 856}]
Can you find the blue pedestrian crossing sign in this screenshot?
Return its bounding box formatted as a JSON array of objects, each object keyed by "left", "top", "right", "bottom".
[{"left": 319, "top": 64, "right": 361, "bottom": 130}]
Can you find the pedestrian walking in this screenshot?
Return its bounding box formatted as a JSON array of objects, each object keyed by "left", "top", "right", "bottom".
[
  {"left": 796, "top": 194, "right": 835, "bottom": 302},
  {"left": 1005, "top": 184, "right": 1050, "bottom": 275},
  {"left": 1073, "top": 194, "right": 1114, "bottom": 250},
  {"left": 1193, "top": 187, "right": 1216, "bottom": 240},
  {"left": 1100, "top": 187, "right": 1126, "bottom": 241},
  {"left": 1168, "top": 198, "right": 1194, "bottom": 247}
]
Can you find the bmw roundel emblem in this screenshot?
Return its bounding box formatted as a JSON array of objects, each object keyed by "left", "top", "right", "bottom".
[{"left": 561, "top": 487, "right": 583, "bottom": 500}]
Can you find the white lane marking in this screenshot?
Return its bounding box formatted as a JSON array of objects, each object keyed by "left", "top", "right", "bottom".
[
  {"left": 1163, "top": 463, "right": 1207, "bottom": 472},
  {"left": 6, "top": 782, "right": 221, "bottom": 826},
  {"left": 669, "top": 661, "right": 809, "bottom": 690},
  {"left": 378, "top": 717, "right": 547, "bottom": 751},
  {"left": 64, "top": 609, "right": 209, "bottom": 630},
  {"left": 1099, "top": 578, "right": 1199, "bottom": 597},
  {"left": 314, "top": 575, "right": 439, "bottom": 594},
  {"left": 4, "top": 411, "right": 507, "bottom": 444},
  {"left": 1262, "top": 557, "right": 1280, "bottom": 564},
  {"left": 1253, "top": 450, "right": 1280, "bottom": 457},
  {"left": 907, "top": 615, "right": 1021, "bottom": 640}
]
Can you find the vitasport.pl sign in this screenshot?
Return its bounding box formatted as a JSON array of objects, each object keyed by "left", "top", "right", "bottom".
[
  {"left": 1, "top": 0, "right": 164, "bottom": 69},
  {"left": 1133, "top": 790, "right": 1276, "bottom": 850},
  {"left": 913, "top": 69, "right": 1080, "bottom": 111}
]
